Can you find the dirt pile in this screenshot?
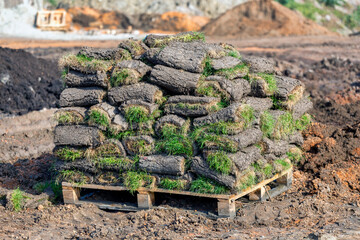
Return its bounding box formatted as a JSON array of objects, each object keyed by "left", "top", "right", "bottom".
[
  {"left": 67, "top": 7, "right": 131, "bottom": 31},
  {"left": 133, "top": 12, "right": 209, "bottom": 33},
  {"left": 0, "top": 47, "right": 62, "bottom": 115},
  {"left": 202, "top": 0, "right": 334, "bottom": 38},
  {"left": 67, "top": 7, "right": 209, "bottom": 33},
  {"left": 57, "top": 0, "right": 246, "bottom": 18}
]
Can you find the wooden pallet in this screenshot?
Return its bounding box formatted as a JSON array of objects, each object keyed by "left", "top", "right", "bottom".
[
  {"left": 62, "top": 167, "right": 292, "bottom": 218},
  {"left": 36, "top": 10, "right": 69, "bottom": 31}
]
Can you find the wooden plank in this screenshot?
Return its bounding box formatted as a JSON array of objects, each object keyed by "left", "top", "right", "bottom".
[
  {"left": 61, "top": 182, "right": 232, "bottom": 199},
  {"left": 62, "top": 182, "right": 128, "bottom": 191},
  {"left": 76, "top": 200, "right": 139, "bottom": 212},
  {"left": 39, "top": 27, "right": 68, "bottom": 31},
  {"left": 148, "top": 187, "right": 232, "bottom": 199}
]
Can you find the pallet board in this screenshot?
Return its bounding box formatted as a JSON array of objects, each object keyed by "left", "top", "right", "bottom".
[{"left": 62, "top": 167, "right": 292, "bottom": 218}]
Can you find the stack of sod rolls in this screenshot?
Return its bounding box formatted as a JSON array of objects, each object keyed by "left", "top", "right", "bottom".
[{"left": 54, "top": 32, "right": 312, "bottom": 194}]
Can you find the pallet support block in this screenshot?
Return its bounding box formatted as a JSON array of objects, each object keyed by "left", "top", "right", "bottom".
[
  {"left": 62, "top": 185, "right": 80, "bottom": 204},
  {"left": 261, "top": 170, "right": 293, "bottom": 201},
  {"left": 137, "top": 191, "right": 155, "bottom": 209},
  {"left": 248, "top": 186, "right": 265, "bottom": 201},
  {"left": 277, "top": 169, "right": 292, "bottom": 187},
  {"left": 217, "top": 199, "right": 236, "bottom": 218}
]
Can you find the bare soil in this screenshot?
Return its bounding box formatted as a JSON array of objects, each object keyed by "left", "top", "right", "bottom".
[
  {"left": 0, "top": 47, "right": 62, "bottom": 115},
  {"left": 0, "top": 109, "right": 56, "bottom": 163},
  {"left": 0, "top": 35, "right": 360, "bottom": 239}
]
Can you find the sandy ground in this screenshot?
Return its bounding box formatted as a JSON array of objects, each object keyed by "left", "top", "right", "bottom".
[
  {"left": 0, "top": 38, "right": 122, "bottom": 49},
  {"left": 0, "top": 109, "right": 56, "bottom": 163},
  {"left": 1, "top": 35, "right": 360, "bottom": 239},
  {"left": 221, "top": 35, "right": 360, "bottom": 62},
  {"left": 1, "top": 35, "right": 359, "bottom": 61}
]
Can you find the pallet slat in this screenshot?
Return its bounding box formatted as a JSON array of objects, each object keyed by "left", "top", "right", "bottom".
[{"left": 62, "top": 182, "right": 231, "bottom": 199}]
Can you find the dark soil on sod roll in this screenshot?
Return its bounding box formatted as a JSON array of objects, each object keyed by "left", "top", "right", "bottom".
[{"left": 0, "top": 47, "right": 62, "bottom": 115}]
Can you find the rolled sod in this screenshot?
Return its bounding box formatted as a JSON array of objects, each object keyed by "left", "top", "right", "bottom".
[
  {"left": 149, "top": 65, "right": 201, "bottom": 95},
  {"left": 108, "top": 83, "right": 163, "bottom": 105},
  {"left": 54, "top": 125, "right": 104, "bottom": 147},
  {"left": 139, "top": 155, "right": 186, "bottom": 176},
  {"left": 59, "top": 87, "right": 106, "bottom": 107}
]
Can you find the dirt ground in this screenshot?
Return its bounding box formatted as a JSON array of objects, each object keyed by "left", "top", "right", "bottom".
[
  {"left": 0, "top": 35, "right": 360, "bottom": 239},
  {"left": 0, "top": 109, "right": 56, "bottom": 163}
]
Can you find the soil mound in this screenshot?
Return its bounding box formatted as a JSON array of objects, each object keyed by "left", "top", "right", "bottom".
[
  {"left": 67, "top": 7, "right": 209, "bottom": 33},
  {"left": 202, "top": 0, "right": 333, "bottom": 38},
  {"left": 67, "top": 7, "right": 131, "bottom": 31},
  {"left": 0, "top": 47, "right": 62, "bottom": 115},
  {"left": 133, "top": 12, "right": 209, "bottom": 33}
]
